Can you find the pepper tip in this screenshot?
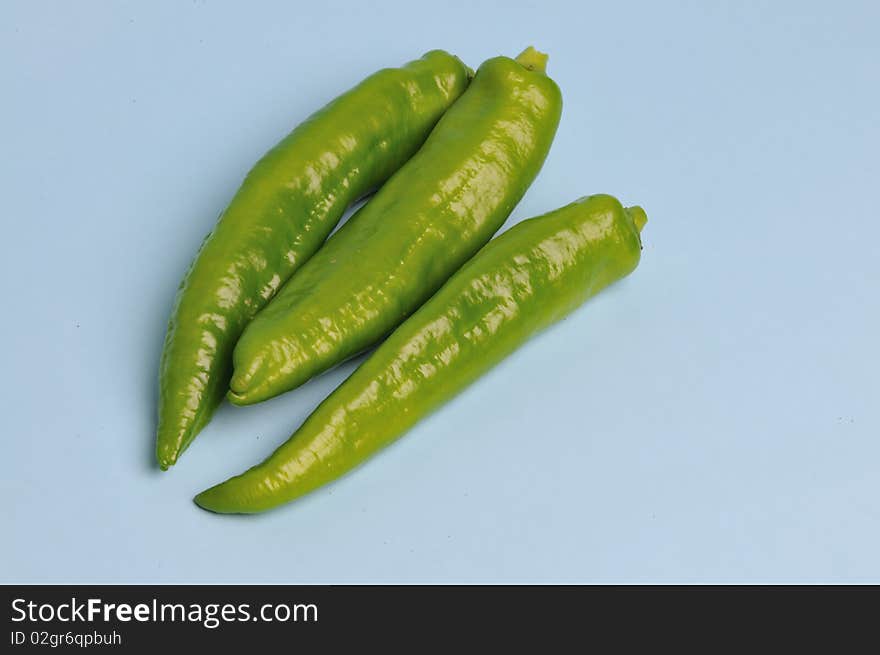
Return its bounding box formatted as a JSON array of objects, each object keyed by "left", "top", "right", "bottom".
[
  {"left": 156, "top": 446, "right": 177, "bottom": 471},
  {"left": 626, "top": 206, "right": 648, "bottom": 233},
  {"left": 194, "top": 486, "right": 231, "bottom": 514},
  {"left": 193, "top": 491, "right": 211, "bottom": 511},
  {"left": 515, "top": 46, "right": 549, "bottom": 74}
]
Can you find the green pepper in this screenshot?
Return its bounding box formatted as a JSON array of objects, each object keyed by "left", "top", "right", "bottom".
[
  {"left": 195, "top": 194, "right": 646, "bottom": 513},
  {"left": 157, "top": 51, "right": 471, "bottom": 470},
  {"left": 227, "top": 47, "right": 562, "bottom": 406}
]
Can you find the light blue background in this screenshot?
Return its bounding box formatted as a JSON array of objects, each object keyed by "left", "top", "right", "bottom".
[{"left": 2, "top": 0, "right": 878, "bottom": 583}]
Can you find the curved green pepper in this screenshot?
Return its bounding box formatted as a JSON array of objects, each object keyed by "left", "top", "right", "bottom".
[
  {"left": 157, "top": 51, "right": 471, "bottom": 469},
  {"left": 195, "top": 194, "right": 647, "bottom": 513},
  {"left": 227, "top": 47, "right": 562, "bottom": 406}
]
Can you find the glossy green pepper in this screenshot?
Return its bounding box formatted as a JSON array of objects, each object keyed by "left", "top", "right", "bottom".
[
  {"left": 157, "top": 51, "right": 471, "bottom": 469},
  {"left": 227, "top": 47, "right": 562, "bottom": 406},
  {"left": 195, "top": 194, "right": 647, "bottom": 513}
]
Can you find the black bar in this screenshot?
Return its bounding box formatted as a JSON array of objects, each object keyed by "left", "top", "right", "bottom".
[{"left": 1, "top": 585, "right": 875, "bottom": 649}]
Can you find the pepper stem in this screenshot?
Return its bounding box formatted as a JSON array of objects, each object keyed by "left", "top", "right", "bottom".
[
  {"left": 515, "top": 46, "right": 549, "bottom": 73},
  {"left": 626, "top": 206, "right": 648, "bottom": 233}
]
